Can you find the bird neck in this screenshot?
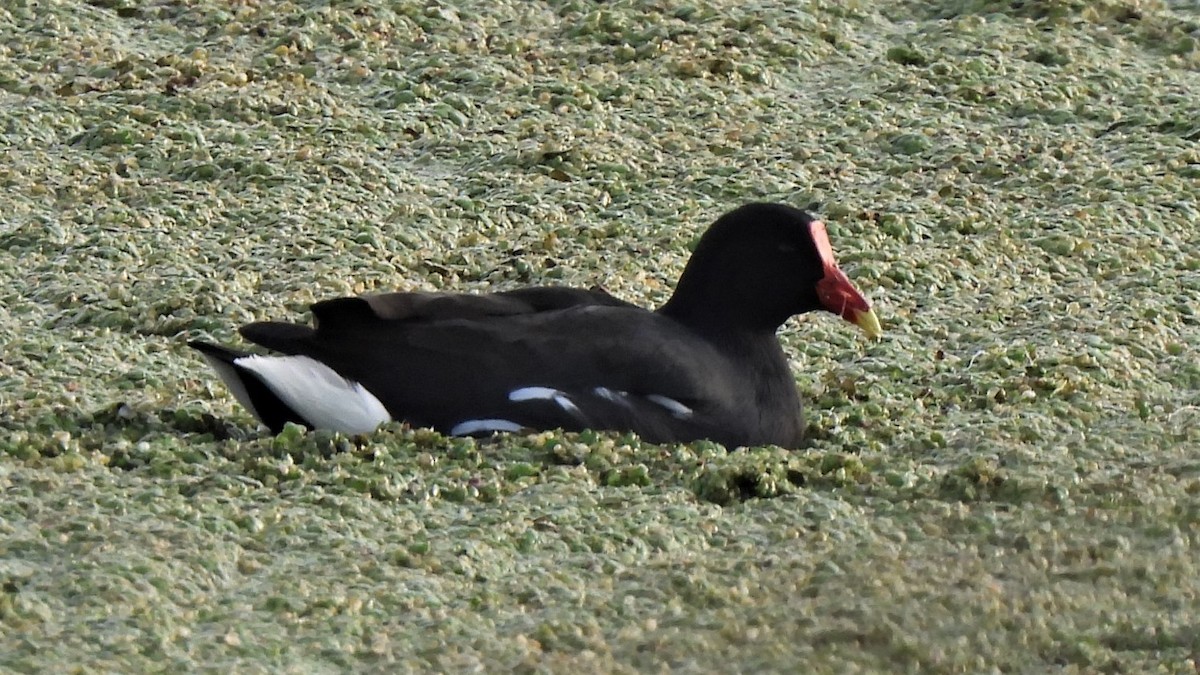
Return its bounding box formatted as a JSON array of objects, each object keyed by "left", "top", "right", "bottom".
[{"left": 658, "top": 273, "right": 785, "bottom": 336}]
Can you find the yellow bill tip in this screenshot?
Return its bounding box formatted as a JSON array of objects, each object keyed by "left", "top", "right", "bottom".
[{"left": 852, "top": 307, "right": 883, "bottom": 339}]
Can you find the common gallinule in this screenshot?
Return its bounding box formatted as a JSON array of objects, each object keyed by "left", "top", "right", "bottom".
[{"left": 190, "top": 202, "right": 881, "bottom": 448}]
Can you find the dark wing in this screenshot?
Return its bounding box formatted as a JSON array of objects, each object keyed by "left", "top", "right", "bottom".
[
  {"left": 308, "top": 285, "right": 635, "bottom": 329},
  {"left": 239, "top": 298, "right": 755, "bottom": 446},
  {"left": 241, "top": 285, "right": 634, "bottom": 353}
]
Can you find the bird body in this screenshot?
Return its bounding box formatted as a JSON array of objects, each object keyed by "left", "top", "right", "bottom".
[{"left": 190, "top": 203, "right": 882, "bottom": 448}]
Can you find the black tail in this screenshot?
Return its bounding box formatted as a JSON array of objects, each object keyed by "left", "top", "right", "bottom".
[
  {"left": 188, "top": 341, "right": 308, "bottom": 433},
  {"left": 187, "top": 340, "right": 250, "bottom": 364},
  {"left": 238, "top": 322, "right": 317, "bottom": 355}
]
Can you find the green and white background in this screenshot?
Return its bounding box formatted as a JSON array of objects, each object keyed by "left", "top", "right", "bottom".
[{"left": 1, "top": 0, "right": 1198, "bottom": 671}]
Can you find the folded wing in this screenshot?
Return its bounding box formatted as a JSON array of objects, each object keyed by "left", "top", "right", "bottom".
[{"left": 235, "top": 287, "right": 745, "bottom": 444}]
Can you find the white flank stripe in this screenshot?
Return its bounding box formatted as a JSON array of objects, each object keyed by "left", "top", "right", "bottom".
[
  {"left": 450, "top": 419, "right": 524, "bottom": 436},
  {"left": 508, "top": 386, "right": 560, "bottom": 403},
  {"left": 594, "top": 387, "right": 632, "bottom": 407},
  {"left": 646, "top": 394, "right": 693, "bottom": 419},
  {"left": 236, "top": 355, "right": 391, "bottom": 434},
  {"left": 509, "top": 386, "right": 580, "bottom": 415}
]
